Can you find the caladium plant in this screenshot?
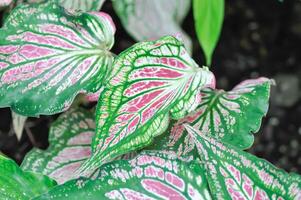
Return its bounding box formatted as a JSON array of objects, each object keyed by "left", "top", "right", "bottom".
[
  {"left": 0, "top": 1, "right": 300, "bottom": 200},
  {"left": 77, "top": 35, "right": 215, "bottom": 175}
]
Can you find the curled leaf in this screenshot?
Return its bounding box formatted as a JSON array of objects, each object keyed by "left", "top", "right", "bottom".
[
  {"left": 0, "top": 154, "right": 56, "bottom": 200},
  {"left": 149, "top": 78, "right": 272, "bottom": 158},
  {"left": 185, "top": 124, "right": 301, "bottom": 200},
  {"left": 0, "top": 1, "right": 115, "bottom": 116},
  {"left": 34, "top": 151, "right": 212, "bottom": 200},
  {"left": 78, "top": 36, "right": 215, "bottom": 175}
]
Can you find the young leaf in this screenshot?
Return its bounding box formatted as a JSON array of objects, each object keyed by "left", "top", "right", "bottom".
[
  {"left": 34, "top": 151, "right": 212, "bottom": 200},
  {"left": 149, "top": 78, "right": 272, "bottom": 157},
  {"left": 0, "top": 154, "right": 56, "bottom": 200},
  {"left": 59, "top": 0, "right": 105, "bottom": 11},
  {"left": 0, "top": 1, "right": 115, "bottom": 116},
  {"left": 78, "top": 36, "right": 215, "bottom": 175},
  {"left": 21, "top": 108, "right": 95, "bottom": 184},
  {"left": 113, "top": 0, "right": 192, "bottom": 53},
  {"left": 185, "top": 124, "right": 301, "bottom": 200},
  {"left": 11, "top": 110, "right": 27, "bottom": 140},
  {"left": 193, "top": 0, "right": 224, "bottom": 65}
]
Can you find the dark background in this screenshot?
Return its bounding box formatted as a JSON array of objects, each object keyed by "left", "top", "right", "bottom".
[{"left": 0, "top": 0, "right": 300, "bottom": 173}]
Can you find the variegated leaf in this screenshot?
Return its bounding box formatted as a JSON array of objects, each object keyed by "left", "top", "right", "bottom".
[
  {"left": 11, "top": 110, "right": 27, "bottom": 140},
  {"left": 113, "top": 0, "right": 192, "bottom": 53},
  {"left": 185, "top": 124, "right": 301, "bottom": 200},
  {"left": 78, "top": 36, "right": 215, "bottom": 175},
  {"left": 34, "top": 151, "right": 212, "bottom": 200},
  {"left": 21, "top": 108, "right": 95, "bottom": 184},
  {"left": 0, "top": 154, "right": 56, "bottom": 200},
  {"left": 149, "top": 78, "right": 272, "bottom": 158},
  {"left": 0, "top": 1, "right": 115, "bottom": 116}
]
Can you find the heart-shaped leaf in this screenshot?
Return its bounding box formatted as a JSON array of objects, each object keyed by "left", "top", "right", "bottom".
[
  {"left": 193, "top": 0, "right": 224, "bottom": 65},
  {"left": 0, "top": 154, "right": 56, "bottom": 200},
  {"left": 21, "top": 108, "right": 95, "bottom": 184},
  {"left": 34, "top": 151, "right": 212, "bottom": 200},
  {"left": 149, "top": 78, "right": 272, "bottom": 158},
  {"left": 78, "top": 36, "right": 215, "bottom": 175},
  {"left": 0, "top": 1, "right": 115, "bottom": 116},
  {"left": 113, "top": 0, "right": 192, "bottom": 52},
  {"left": 185, "top": 124, "right": 301, "bottom": 200}
]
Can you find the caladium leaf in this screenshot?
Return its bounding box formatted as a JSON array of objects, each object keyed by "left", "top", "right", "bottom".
[
  {"left": 193, "top": 0, "right": 224, "bottom": 65},
  {"left": 185, "top": 124, "right": 301, "bottom": 200},
  {"left": 0, "top": 1, "right": 115, "bottom": 116},
  {"left": 77, "top": 36, "right": 215, "bottom": 175},
  {"left": 113, "top": 0, "right": 192, "bottom": 53},
  {"left": 11, "top": 110, "right": 27, "bottom": 140},
  {"left": 149, "top": 78, "right": 272, "bottom": 157},
  {"left": 34, "top": 151, "right": 212, "bottom": 200},
  {"left": 0, "top": 154, "right": 56, "bottom": 200},
  {"left": 21, "top": 108, "right": 95, "bottom": 184}
]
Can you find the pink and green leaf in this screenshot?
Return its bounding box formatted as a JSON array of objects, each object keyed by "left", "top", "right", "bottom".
[
  {"left": 0, "top": 1, "right": 115, "bottom": 116},
  {"left": 21, "top": 108, "right": 95, "bottom": 184},
  {"left": 0, "top": 154, "right": 56, "bottom": 200},
  {"left": 78, "top": 36, "right": 215, "bottom": 175},
  {"left": 149, "top": 78, "right": 272, "bottom": 159},
  {"left": 34, "top": 151, "right": 212, "bottom": 200},
  {"left": 185, "top": 124, "right": 301, "bottom": 200},
  {"left": 113, "top": 0, "right": 192, "bottom": 52}
]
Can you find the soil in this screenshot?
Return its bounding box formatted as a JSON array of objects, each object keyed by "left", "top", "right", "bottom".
[{"left": 0, "top": 0, "right": 300, "bottom": 173}]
